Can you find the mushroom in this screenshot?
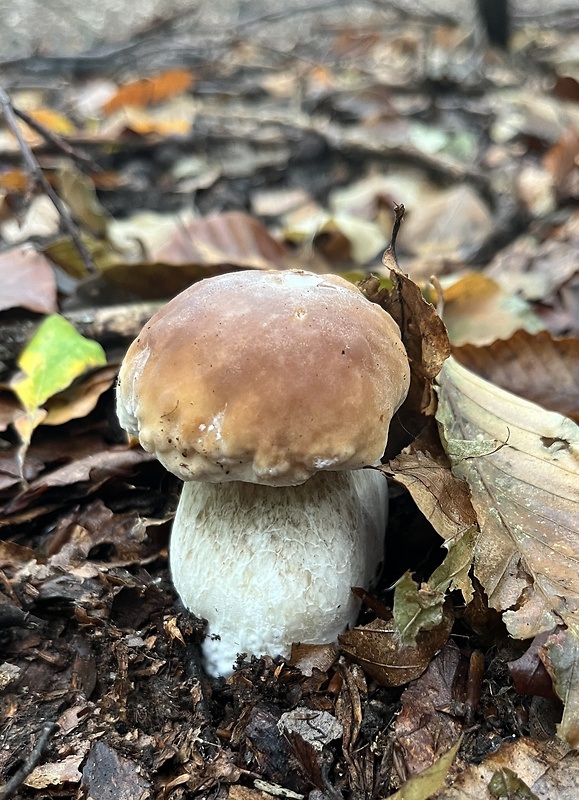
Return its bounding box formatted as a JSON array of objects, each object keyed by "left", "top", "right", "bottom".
[{"left": 116, "top": 269, "right": 410, "bottom": 676}]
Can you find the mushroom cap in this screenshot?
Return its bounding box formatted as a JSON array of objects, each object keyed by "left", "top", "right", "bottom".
[{"left": 117, "top": 269, "right": 410, "bottom": 486}]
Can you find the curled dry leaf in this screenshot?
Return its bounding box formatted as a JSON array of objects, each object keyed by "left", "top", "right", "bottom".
[
  {"left": 453, "top": 329, "right": 579, "bottom": 422},
  {"left": 436, "top": 357, "right": 579, "bottom": 638},
  {"left": 393, "top": 529, "right": 476, "bottom": 647},
  {"left": 43, "top": 364, "right": 118, "bottom": 426},
  {"left": 338, "top": 604, "right": 453, "bottom": 687},
  {"left": 362, "top": 205, "right": 450, "bottom": 426},
  {"left": 384, "top": 424, "right": 477, "bottom": 545}
]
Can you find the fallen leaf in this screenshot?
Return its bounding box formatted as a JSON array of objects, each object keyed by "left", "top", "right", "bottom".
[
  {"left": 398, "top": 184, "right": 493, "bottom": 271},
  {"left": 384, "top": 425, "right": 478, "bottom": 548},
  {"left": 442, "top": 273, "right": 544, "bottom": 347},
  {"left": 431, "top": 737, "right": 575, "bottom": 799},
  {"left": 394, "top": 645, "right": 464, "bottom": 778},
  {"left": 102, "top": 68, "right": 194, "bottom": 114},
  {"left": 453, "top": 330, "right": 579, "bottom": 422},
  {"left": 9, "top": 315, "right": 107, "bottom": 458},
  {"left": 393, "top": 528, "right": 476, "bottom": 646},
  {"left": 436, "top": 357, "right": 579, "bottom": 641},
  {"left": 364, "top": 217, "right": 451, "bottom": 426},
  {"left": 57, "top": 165, "right": 111, "bottom": 238},
  {"left": 24, "top": 754, "right": 84, "bottom": 788},
  {"left": 80, "top": 741, "right": 152, "bottom": 799},
  {"left": 339, "top": 605, "right": 453, "bottom": 687},
  {"left": 0, "top": 245, "right": 57, "bottom": 313},
  {"left": 43, "top": 363, "right": 118, "bottom": 426},
  {"left": 19, "top": 107, "right": 75, "bottom": 146},
  {"left": 11, "top": 314, "right": 106, "bottom": 418},
  {"left": 150, "top": 210, "right": 289, "bottom": 269},
  {"left": 507, "top": 633, "right": 557, "bottom": 700},
  {"left": 540, "top": 623, "right": 579, "bottom": 747}
]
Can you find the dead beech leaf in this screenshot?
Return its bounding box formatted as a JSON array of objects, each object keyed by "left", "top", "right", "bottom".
[
  {"left": 102, "top": 212, "right": 290, "bottom": 298},
  {"left": 102, "top": 69, "right": 194, "bottom": 114},
  {"left": 540, "top": 623, "right": 579, "bottom": 748},
  {"left": 507, "top": 633, "right": 557, "bottom": 700},
  {"left": 384, "top": 426, "right": 477, "bottom": 546},
  {"left": 363, "top": 207, "right": 450, "bottom": 423},
  {"left": 43, "top": 364, "right": 118, "bottom": 426},
  {"left": 398, "top": 183, "right": 493, "bottom": 266},
  {"left": 454, "top": 330, "right": 579, "bottom": 423},
  {"left": 151, "top": 211, "right": 288, "bottom": 270},
  {"left": 442, "top": 273, "right": 543, "bottom": 347},
  {"left": 436, "top": 357, "right": 579, "bottom": 644},
  {"left": 394, "top": 645, "right": 464, "bottom": 778},
  {"left": 338, "top": 605, "right": 453, "bottom": 687},
  {"left": 0, "top": 245, "right": 57, "bottom": 313}
]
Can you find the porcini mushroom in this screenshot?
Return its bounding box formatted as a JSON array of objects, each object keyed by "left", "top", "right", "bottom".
[{"left": 116, "top": 269, "right": 410, "bottom": 676}]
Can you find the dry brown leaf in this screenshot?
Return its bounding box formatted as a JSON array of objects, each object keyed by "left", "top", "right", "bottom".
[
  {"left": 540, "top": 623, "right": 579, "bottom": 747},
  {"left": 454, "top": 330, "right": 579, "bottom": 422},
  {"left": 436, "top": 357, "right": 579, "bottom": 643},
  {"left": 102, "top": 69, "right": 194, "bottom": 114},
  {"left": 394, "top": 645, "right": 464, "bottom": 778},
  {"left": 0, "top": 245, "right": 57, "bottom": 313},
  {"left": 338, "top": 606, "right": 453, "bottom": 687},
  {"left": 363, "top": 213, "right": 450, "bottom": 433},
  {"left": 385, "top": 426, "right": 477, "bottom": 546},
  {"left": 152, "top": 210, "right": 288, "bottom": 270},
  {"left": 398, "top": 184, "right": 493, "bottom": 273},
  {"left": 43, "top": 364, "right": 118, "bottom": 426},
  {"left": 442, "top": 273, "right": 544, "bottom": 347}
]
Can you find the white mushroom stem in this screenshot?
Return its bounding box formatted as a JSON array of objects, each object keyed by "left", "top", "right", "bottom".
[{"left": 169, "top": 469, "right": 387, "bottom": 677}]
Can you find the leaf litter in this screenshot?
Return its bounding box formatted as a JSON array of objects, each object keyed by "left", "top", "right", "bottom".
[{"left": 1, "top": 2, "right": 579, "bottom": 798}]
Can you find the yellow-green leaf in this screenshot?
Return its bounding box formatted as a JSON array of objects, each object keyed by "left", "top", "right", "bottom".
[{"left": 12, "top": 314, "right": 106, "bottom": 415}]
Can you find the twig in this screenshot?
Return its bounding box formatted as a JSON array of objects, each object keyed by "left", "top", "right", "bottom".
[
  {"left": 11, "top": 105, "right": 100, "bottom": 173},
  {"left": 0, "top": 85, "right": 96, "bottom": 275},
  {"left": 0, "top": 721, "right": 58, "bottom": 800}
]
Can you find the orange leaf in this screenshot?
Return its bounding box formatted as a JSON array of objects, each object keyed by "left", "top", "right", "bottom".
[
  {"left": 103, "top": 69, "right": 194, "bottom": 114},
  {"left": 0, "top": 169, "right": 29, "bottom": 193}
]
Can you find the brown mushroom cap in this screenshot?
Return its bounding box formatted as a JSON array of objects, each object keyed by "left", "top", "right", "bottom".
[{"left": 117, "top": 269, "right": 410, "bottom": 486}]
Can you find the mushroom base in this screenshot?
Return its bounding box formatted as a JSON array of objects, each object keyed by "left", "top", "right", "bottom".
[{"left": 170, "top": 469, "right": 387, "bottom": 677}]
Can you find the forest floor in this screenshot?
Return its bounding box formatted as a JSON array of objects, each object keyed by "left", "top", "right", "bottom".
[{"left": 1, "top": 2, "right": 579, "bottom": 799}]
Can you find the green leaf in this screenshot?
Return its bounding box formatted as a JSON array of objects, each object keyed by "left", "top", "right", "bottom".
[
  {"left": 393, "top": 528, "right": 476, "bottom": 646},
  {"left": 393, "top": 572, "right": 446, "bottom": 647},
  {"left": 488, "top": 767, "right": 539, "bottom": 799},
  {"left": 12, "top": 313, "right": 106, "bottom": 418}
]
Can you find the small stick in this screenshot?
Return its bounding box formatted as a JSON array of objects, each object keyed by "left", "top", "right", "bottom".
[
  {"left": 0, "top": 85, "right": 96, "bottom": 275},
  {"left": 0, "top": 721, "right": 58, "bottom": 800}
]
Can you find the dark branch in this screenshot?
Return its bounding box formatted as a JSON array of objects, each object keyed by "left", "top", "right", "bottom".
[
  {"left": 0, "top": 722, "right": 58, "bottom": 800},
  {"left": 0, "top": 85, "right": 96, "bottom": 275}
]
